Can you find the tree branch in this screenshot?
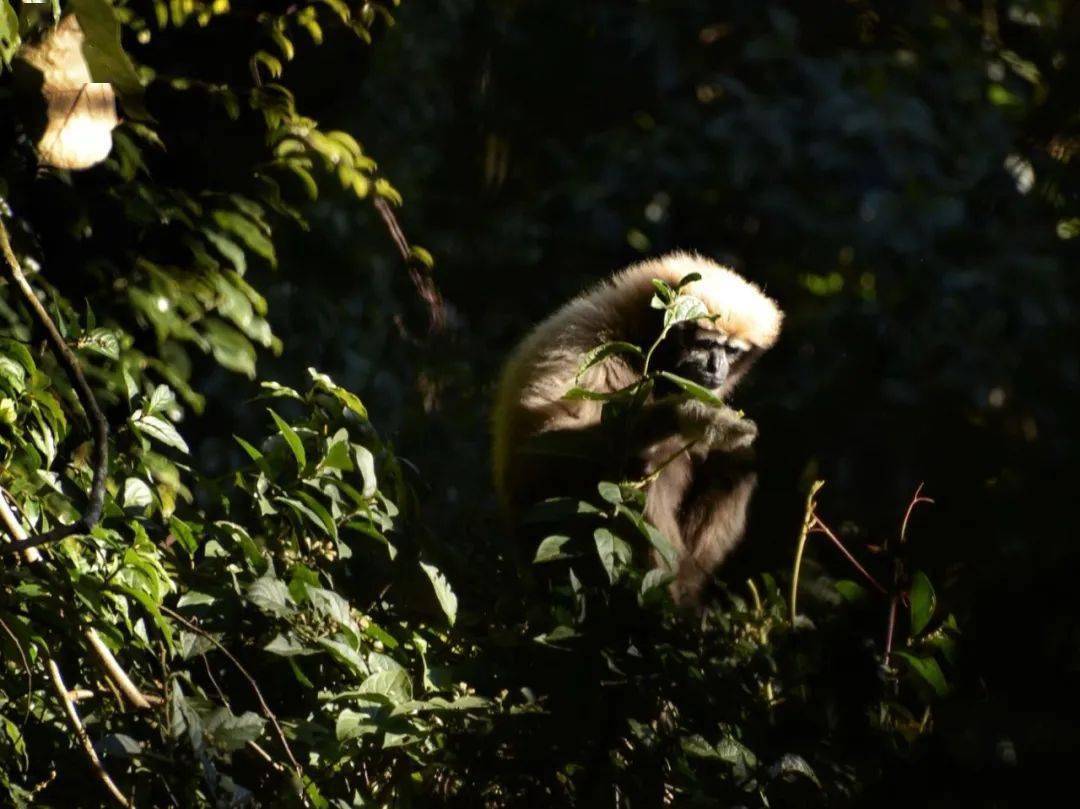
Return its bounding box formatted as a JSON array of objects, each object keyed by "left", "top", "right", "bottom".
[
  {"left": 372, "top": 194, "right": 446, "bottom": 334},
  {"left": 47, "top": 658, "right": 132, "bottom": 808},
  {"left": 0, "top": 216, "right": 109, "bottom": 555}
]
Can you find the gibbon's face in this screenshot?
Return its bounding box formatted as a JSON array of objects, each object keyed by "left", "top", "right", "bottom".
[{"left": 663, "top": 321, "right": 751, "bottom": 392}]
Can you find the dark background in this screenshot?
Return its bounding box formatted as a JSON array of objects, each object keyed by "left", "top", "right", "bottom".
[{"left": 185, "top": 1, "right": 1079, "bottom": 797}]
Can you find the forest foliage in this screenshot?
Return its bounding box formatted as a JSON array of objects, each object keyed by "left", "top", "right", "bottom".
[{"left": 1, "top": 1, "right": 1077, "bottom": 806}]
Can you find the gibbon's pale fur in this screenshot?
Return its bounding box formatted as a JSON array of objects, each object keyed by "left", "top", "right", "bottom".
[{"left": 492, "top": 252, "right": 782, "bottom": 604}]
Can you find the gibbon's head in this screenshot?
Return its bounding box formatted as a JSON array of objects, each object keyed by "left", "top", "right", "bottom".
[{"left": 615, "top": 253, "right": 783, "bottom": 394}]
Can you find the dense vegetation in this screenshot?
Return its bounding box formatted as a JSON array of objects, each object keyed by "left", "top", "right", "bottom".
[{"left": 1, "top": 1, "right": 1077, "bottom": 806}]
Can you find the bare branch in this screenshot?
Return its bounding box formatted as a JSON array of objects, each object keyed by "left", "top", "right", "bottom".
[
  {"left": 372, "top": 194, "right": 446, "bottom": 334},
  {"left": 47, "top": 658, "right": 132, "bottom": 808}
]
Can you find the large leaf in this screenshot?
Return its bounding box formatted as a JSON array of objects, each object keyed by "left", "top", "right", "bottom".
[
  {"left": 71, "top": 0, "right": 147, "bottom": 118},
  {"left": 0, "top": 1, "right": 19, "bottom": 65}
]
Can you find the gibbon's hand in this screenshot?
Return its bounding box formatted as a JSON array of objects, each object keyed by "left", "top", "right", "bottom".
[{"left": 676, "top": 401, "right": 758, "bottom": 452}]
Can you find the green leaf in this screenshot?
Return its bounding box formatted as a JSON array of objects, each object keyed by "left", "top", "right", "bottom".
[
  {"left": 204, "top": 319, "right": 257, "bottom": 378},
  {"left": 296, "top": 491, "right": 339, "bottom": 540},
  {"left": 833, "top": 579, "right": 868, "bottom": 602},
  {"left": 358, "top": 669, "right": 412, "bottom": 704},
  {"left": 122, "top": 477, "right": 154, "bottom": 510},
  {"left": 562, "top": 386, "right": 618, "bottom": 401},
  {"left": 770, "top": 753, "right": 822, "bottom": 788},
  {"left": 336, "top": 709, "right": 378, "bottom": 742},
  {"left": 650, "top": 279, "right": 674, "bottom": 306},
  {"left": 534, "top": 535, "right": 572, "bottom": 563},
  {"left": 909, "top": 570, "right": 936, "bottom": 635},
  {"left": 659, "top": 371, "right": 725, "bottom": 406},
  {"left": 70, "top": 0, "right": 148, "bottom": 119},
  {"left": 204, "top": 709, "right": 265, "bottom": 753},
  {"left": 894, "top": 651, "right": 949, "bottom": 697},
  {"left": 306, "top": 585, "right": 358, "bottom": 637},
  {"left": 674, "top": 272, "right": 702, "bottom": 290},
  {"left": 78, "top": 328, "right": 121, "bottom": 360},
  {"left": 309, "top": 368, "right": 368, "bottom": 419},
  {"left": 133, "top": 413, "right": 190, "bottom": 453},
  {"left": 640, "top": 568, "right": 674, "bottom": 598},
  {"left": 575, "top": 341, "right": 643, "bottom": 381},
  {"left": 594, "top": 528, "right": 632, "bottom": 584},
  {"left": 268, "top": 408, "right": 306, "bottom": 472},
  {"left": 264, "top": 633, "right": 316, "bottom": 657},
  {"left": 597, "top": 481, "right": 623, "bottom": 505},
  {"left": 663, "top": 294, "right": 710, "bottom": 328},
  {"left": 523, "top": 497, "right": 602, "bottom": 523},
  {"left": 0, "top": 2, "right": 18, "bottom": 66},
  {"left": 618, "top": 505, "right": 678, "bottom": 570},
  {"left": 247, "top": 577, "right": 294, "bottom": 617},
  {"left": 212, "top": 210, "right": 276, "bottom": 266},
  {"left": 420, "top": 561, "right": 458, "bottom": 627}
]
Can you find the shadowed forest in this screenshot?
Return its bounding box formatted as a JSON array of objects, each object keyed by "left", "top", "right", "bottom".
[{"left": 1, "top": 1, "right": 1078, "bottom": 806}]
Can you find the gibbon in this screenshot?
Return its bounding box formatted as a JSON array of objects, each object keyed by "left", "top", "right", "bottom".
[{"left": 492, "top": 252, "right": 783, "bottom": 604}]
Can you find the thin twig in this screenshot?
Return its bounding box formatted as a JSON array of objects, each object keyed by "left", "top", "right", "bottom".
[
  {"left": 631, "top": 437, "right": 700, "bottom": 489},
  {"left": 810, "top": 515, "right": 888, "bottom": 596},
  {"left": 372, "top": 194, "right": 445, "bottom": 334},
  {"left": 789, "top": 480, "right": 824, "bottom": 624},
  {"left": 0, "top": 217, "right": 109, "bottom": 555},
  {"left": 885, "top": 484, "right": 933, "bottom": 667},
  {"left": 899, "top": 482, "right": 934, "bottom": 546},
  {"left": 46, "top": 658, "right": 132, "bottom": 808},
  {"left": 0, "top": 613, "right": 32, "bottom": 726},
  {"left": 160, "top": 605, "right": 306, "bottom": 789},
  {"left": 883, "top": 592, "right": 899, "bottom": 669}
]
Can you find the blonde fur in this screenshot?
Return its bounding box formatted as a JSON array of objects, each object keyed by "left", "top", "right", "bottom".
[{"left": 492, "top": 252, "right": 782, "bottom": 510}]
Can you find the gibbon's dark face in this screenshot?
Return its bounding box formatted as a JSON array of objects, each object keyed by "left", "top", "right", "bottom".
[{"left": 662, "top": 321, "right": 751, "bottom": 392}]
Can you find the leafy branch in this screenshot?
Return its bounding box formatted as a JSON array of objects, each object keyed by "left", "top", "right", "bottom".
[{"left": 0, "top": 216, "right": 109, "bottom": 555}]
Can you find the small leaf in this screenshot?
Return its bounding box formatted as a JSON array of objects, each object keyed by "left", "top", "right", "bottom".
[
  {"left": 534, "top": 535, "right": 572, "bottom": 563},
  {"left": 420, "top": 561, "right": 458, "bottom": 627},
  {"left": 597, "top": 481, "right": 623, "bottom": 505},
  {"left": 122, "top": 477, "right": 154, "bottom": 510},
  {"left": 909, "top": 570, "right": 936, "bottom": 635},
  {"left": 894, "top": 651, "right": 949, "bottom": 697},
  {"left": 78, "top": 328, "right": 120, "bottom": 360},
  {"left": 674, "top": 272, "right": 702, "bottom": 290},
  {"left": 575, "top": 341, "right": 643, "bottom": 381},
  {"left": 663, "top": 294, "right": 710, "bottom": 328},
  {"left": 659, "top": 371, "right": 725, "bottom": 406},
  {"left": 204, "top": 709, "right": 265, "bottom": 753},
  {"left": 650, "top": 279, "right": 674, "bottom": 306},
  {"left": 523, "top": 498, "right": 602, "bottom": 524},
  {"left": 268, "top": 408, "right": 306, "bottom": 472},
  {"left": 562, "top": 386, "right": 618, "bottom": 401},
  {"left": 594, "top": 528, "right": 632, "bottom": 584}
]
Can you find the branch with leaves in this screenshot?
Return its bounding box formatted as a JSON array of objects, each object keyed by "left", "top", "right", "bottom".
[{"left": 0, "top": 216, "right": 109, "bottom": 555}]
